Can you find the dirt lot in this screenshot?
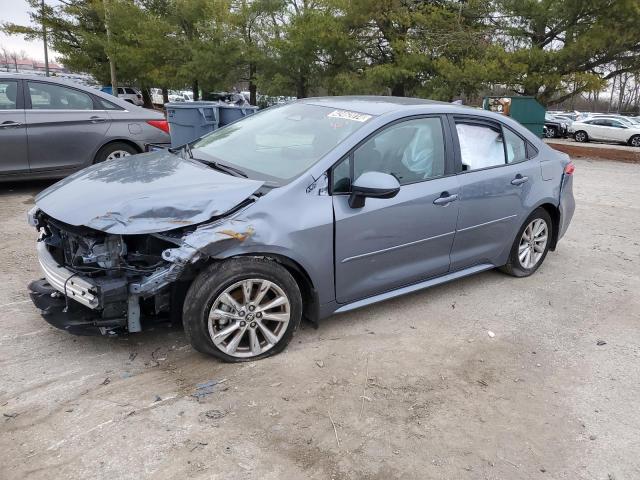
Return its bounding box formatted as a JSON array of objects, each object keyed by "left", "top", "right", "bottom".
[{"left": 1, "top": 158, "right": 639, "bottom": 480}]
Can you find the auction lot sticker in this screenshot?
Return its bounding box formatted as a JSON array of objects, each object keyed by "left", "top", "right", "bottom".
[{"left": 327, "top": 110, "right": 372, "bottom": 122}]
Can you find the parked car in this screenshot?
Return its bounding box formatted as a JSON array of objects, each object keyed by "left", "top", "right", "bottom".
[
  {"left": 544, "top": 113, "right": 568, "bottom": 138},
  {"left": 168, "top": 90, "right": 194, "bottom": 103},
  {"left": 202, "top": 91, "right": 249, "bottom": 106},
  {"left": 552, "top": 114, "right": 575, "bottom": 126},
  {"left": 100, "top": 85, "right": 144, "bottom": 106},
  {"left": 0, "top": 74, "right": 170, "bottom": 181},
  {"left": 584, "top": 113, "right": 636, "bottom": 125},
  {"left": 27, "top": 97, "right": 575, "bottom": 362},
  {"left": 569, "top": 117, "right": 640, "bottom": 146}
]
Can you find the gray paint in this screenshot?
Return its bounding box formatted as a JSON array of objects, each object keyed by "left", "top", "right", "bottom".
[
  {"left": 0, "top": 73, "right": 169, "bottom": 181},
  {"left": 35, "top": 151, "right": 263, "bottom": 234},
  {"left": 30, "top": 96, "right": 575, "bottom": 324}
]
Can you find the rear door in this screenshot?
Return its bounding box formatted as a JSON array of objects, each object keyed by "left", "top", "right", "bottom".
[
  {"left": 333, "top": 115, "right": 459, "bottom": 303},
  {"left": 602, "top": 119, "right": 630, "bottom": 142},
  {"left": 0, "top": 79, "right": 28, "bottom": 174},
  {"left": 25, "top": 80, "right": 111, "bottom": 171},
  {"left": 449, "top": 116, "right": 540, "bottom": 270}
]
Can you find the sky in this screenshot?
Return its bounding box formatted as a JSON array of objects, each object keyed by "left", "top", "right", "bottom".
[{"left": 0, "top": 0, "right": 60, "bottom": 61}]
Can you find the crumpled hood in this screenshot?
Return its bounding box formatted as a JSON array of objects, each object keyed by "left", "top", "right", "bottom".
[{"left": 35, "top": 151, "right": 264, "bottom": 234}]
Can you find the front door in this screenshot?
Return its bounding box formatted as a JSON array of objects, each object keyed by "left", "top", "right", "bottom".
[
  {"left": 25, "top": 80, "right": 110, "bottom": 171},
  {"left": 0, "top": 79, "right": 28, "bottom": 174},
  {"left": 449, "top": 117, "right": 539, "bottom": 270},
  {"left": 333, "top": 116, "right": 459, "bottom": 304}
]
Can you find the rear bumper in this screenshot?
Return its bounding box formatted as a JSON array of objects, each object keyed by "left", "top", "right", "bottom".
[{"left": 558, "top": 173, "right": 575, "bottom": 241}]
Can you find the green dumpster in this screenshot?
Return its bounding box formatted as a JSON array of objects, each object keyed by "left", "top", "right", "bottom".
[{"left": 482, "top": 96, "right": 545, "bottom": 137}]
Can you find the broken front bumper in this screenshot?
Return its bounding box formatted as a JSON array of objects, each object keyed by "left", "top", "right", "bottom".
[
  {"left": 30, "top": 239, "right": 183, "bottom": 335},
  {"left": 28, "top": 278, "right": 124, "bottom": 336},
  {"left": 35, "top": 241, "right": 100, "bottom": 309}
]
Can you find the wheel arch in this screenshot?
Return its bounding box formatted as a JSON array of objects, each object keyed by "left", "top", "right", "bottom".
[
  {"left": 627, "top": 133, "right": 640, "bottom": 146},
  {"left": 535, "top": 202, "right": 561, "bottom": 251},
  {"left": 193, "top": 252, "right": 320, "bottom": 327},
  {"left": 93, "top": 138, "right": 143, "bottom": 164}
]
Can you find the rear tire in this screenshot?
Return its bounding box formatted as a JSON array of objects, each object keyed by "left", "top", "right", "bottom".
[
  {"left": 628, "top": 135, "right": 640, "bottom": 147},
  {"left": 183, "top": 257, "right": 302, "bottom": 362},
  {"left": 93, "top": 142, "right": 138, "bottom": 164},
  {"left": 574, "top": 130, "right": 588, "bottom": 142},
  {"left": 500, "top": 208, "right": 553, "bottom": 278}
]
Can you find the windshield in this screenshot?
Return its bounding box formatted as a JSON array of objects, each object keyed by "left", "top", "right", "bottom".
[{"left": 192, "top": 102, "right": 374, "bottom": 182}]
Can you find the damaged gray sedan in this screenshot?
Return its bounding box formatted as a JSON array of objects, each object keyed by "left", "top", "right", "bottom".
[{"left": 28, "top": 96, "right": 575, "bottom": 361}]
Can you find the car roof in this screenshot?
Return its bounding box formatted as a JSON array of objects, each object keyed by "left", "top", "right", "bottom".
[
  {"left": 301, "top": 95, "right": 450, "bottom": 115},
  {"left": 0, "top": 72, "right": 140, "bottom": 110}
]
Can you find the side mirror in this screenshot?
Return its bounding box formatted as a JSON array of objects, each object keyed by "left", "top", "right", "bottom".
[{"left": 349, "top": 171, "right": 400, "bottom": 208}]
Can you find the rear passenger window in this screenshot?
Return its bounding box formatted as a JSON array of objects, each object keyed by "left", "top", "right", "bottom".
[
  {"left": 504, "top": 128, "right": 527, "bottom": 164},
  {"left": 455, "top": 122, "right": 505, "bottom": 170},
  {"left": 28, "top": 82, "right": 94, "bottom": 110},
  {"left": 97, "top": 97, "right": 123, "bottom": 110},
  {"left": 125, "top": 88, "right": 137, "bottom": 94}
]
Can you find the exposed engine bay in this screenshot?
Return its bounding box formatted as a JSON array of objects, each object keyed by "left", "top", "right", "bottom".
[{"left": 28, "top": 211, "right": 193, "bottom": 335}]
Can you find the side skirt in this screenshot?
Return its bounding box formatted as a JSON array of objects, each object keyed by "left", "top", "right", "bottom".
[{"left": 333, "top": 263, "right": 494, "bottom": 314}]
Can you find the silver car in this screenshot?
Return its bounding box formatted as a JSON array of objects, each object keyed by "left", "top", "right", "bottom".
[
  {"left": 0, "top": 74, "right": 170, "bottom": 181},
  {"left": 27, "top": 97, "right": 575, "bottom": 362}
]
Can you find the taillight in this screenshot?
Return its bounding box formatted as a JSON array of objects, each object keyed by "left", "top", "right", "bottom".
[
  {"left": 147, "top": 120, "right": 170, "bottom": 134},
  {"left": 564, "top": 162, "right": 575, "bottom": 175}
]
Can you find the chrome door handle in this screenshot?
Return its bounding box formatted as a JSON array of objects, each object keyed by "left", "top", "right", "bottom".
[
  {"left": 90, "top": 116, "right": 108, "bottom": 123},
  {"left": 433, "top": 192, "right": 459, "bottom": 206},
  {"left": 511, "top": 175, "right": 529, "bottom": 186},
  {"left": 0, "top": 121, "right": 23, "bottom": 128}
]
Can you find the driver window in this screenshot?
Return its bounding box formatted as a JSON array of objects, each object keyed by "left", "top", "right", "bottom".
[{"left": 352, "top": 117, "right": 446, "bottom": 186}]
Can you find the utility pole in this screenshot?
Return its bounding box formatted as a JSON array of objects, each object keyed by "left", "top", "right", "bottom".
[
  {"left": 103, "top": 0, "right": 117, "bottom": 96},
  {"left": 41, "top": 0, "right": 49, "bottom": 76}
]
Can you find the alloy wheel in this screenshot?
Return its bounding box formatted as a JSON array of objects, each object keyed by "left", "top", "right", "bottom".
[
  {"left": 518, "top": 219, "right": 548, "bottom": 269},
  {"left": 631, "top": 136, "right": 640, "bottom": 147},
  {"left": 575, "top": 132, "right": 586, "bottom": 142},
  {"left": 106, "top": 150, "right": 132, "bottom": 161},
  {"left": 207, "top": 279, "right": 291, "bottom": 358}
]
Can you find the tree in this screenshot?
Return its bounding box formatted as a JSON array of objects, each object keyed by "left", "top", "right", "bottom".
[{"left": 491, "top": 0, "right": 640, "bottom": 105}]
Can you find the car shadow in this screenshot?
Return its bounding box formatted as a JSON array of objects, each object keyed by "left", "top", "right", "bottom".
[{"left": 0, "top": 180, "right": 56, "bottom": 198}]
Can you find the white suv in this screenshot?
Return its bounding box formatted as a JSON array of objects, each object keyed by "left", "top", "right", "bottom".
[{"left": 117, "top": 86, "right": 143, "bottom": 106}]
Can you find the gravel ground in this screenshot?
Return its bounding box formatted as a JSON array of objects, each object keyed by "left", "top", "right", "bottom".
[{"left": 0, "top": 157, "right": 639, "bottom": 480}]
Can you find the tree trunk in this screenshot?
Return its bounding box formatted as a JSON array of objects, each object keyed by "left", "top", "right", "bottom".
[
  {"left": 617, "top": 73, "right": 628, "bottom": 113},
  {"left": 296, "top": 78, "right": 307, "bottom": 99},
  {"left": 141, "top": 87, "right": 153, "bottom": 109},
  {"left": 249, "top": 62, "right": 257, "bottom": 105},
  {"left": 162, "top": 87, "right": 169, "bottom": 105},
  {"left": 192, "top": 80, "right": 199, "bottom": 101},
  {"left": 608, "top": 75, "right": 617, "bottom": 112},
  {"left": 391, "top": 83, "right": 405, "bottom": 97}
]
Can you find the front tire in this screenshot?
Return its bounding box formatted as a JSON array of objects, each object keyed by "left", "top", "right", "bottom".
[
  {"left": 574, "top": 130, "right": 588, "bottom": 142},
  {"left": 183, "top": 257, "right": 302, "bottom": 362},
  {"left": 500, "top": 208, "right": 553, "bottom": 278},
  {"left": 545, "top": 126, "right": 557, "bottom": 138},
  {"left": 628, "top": 135, "right": 640, "bottom": 147}
]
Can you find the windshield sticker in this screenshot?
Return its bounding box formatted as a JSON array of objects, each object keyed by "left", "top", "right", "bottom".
[{"left": 327, "top": 110, "right": 372, "bottom": 122}]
